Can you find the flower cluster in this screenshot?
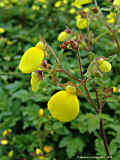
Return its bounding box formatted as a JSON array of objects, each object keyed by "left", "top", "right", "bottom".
[
  {"left": 35, "top": 146, "right": 53, "bottom": 159},
  {"left": 19, "top": 41, "right": 46, "bottom": 92}
]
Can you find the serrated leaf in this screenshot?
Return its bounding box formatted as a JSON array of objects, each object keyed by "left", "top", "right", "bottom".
[
  {"left": 98, "top": 113, "right": 113, "bottom": 122},
  {"left": 95, "top": 138, "right": 106, "bottom": 156}
]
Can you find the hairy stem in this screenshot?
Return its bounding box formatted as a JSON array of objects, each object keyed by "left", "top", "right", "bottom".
[
  {"left": 77, "top": 48, "right": 84, "bottom": 80},
  {"left": 47, "top": 45, "right": 81, "bottom": 83},
  {"left": 93, "top": 81, "right": 111, "bottom": 158},
  {"left": 83, "top": 83, "right": 97, "bottom": 112},
  {"left": 100, "top": 119, "right": 112, "bottom": 160}
]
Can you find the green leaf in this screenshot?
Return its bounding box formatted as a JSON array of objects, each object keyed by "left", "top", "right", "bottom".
[
  {"left": 98, "top": 113, "right": 113, "bottom": 122},
  {"left": 95, "top": 138, "right": 106, "bottom": 156},
  {"left": 59, "top": 136, "right": 85, "bottom": 158}
]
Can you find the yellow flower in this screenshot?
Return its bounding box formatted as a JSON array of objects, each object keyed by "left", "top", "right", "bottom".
[
  {"left": 0, "top": 27, "right": 5, "bottom": 33},
  {"left": 97, "top": 58, "right": 112, "bottom": 73},
  {"left": 36, "top": 148, "right": 43, "bottom": 155},
  {"left": 63, "top": 0, "right": 68, "bottom": 4},
  {"left": 19, "top": 41, "right": 45, "bottom": 92},
  {"left": 2, "top": 129, "right": 12, "bottom": 136},
  {"left": 31, "top": 72, "right": 41, "bottom": 92},
  {"left": 48, "top": 85, "right": 79, "bottom": 122},
  {"left": 32, "top": 5, "right": 40, "bottom": 10},
  {"left": 106, "top": 12, "right": 115, "bottom": 24},
  {"left": 76, "top": 16, "right": 88, "bottom": 29},
  {"left": 38, "top": 108, "right": 44, "bottom": 116},
  {"left": 43, "top": 146, "right": 53, "bottom": 153},
  {"left": 113, "top": 0, "right": 120, "bottom": 6},
  {"left": 72, "top": 2, "right": 81, "bottom": 8},
  {"left": 0, "top": 139, "right": 8, "bottom": 145},
  {"left": 84, "top": 7, "right": 89, "bottom": 13},
  {"left": 72, "top": 0, "right": 92, "bottom": 8},
  {"left": 54, "top": 1, "right": 61, "bottom": 8},
  {"left": 112, "top": 86, "right": 120, "bottom": 93},
  {"left": 69, "top": 8, "right": 76, "bottom": 14},
  {"left": 112, "top": 86, "right": 117, "bottom": 92},
  {"left": 8, "top": 150, "right": 14, "bottom": 158},
  {"left": 57, "top": 31, "right": 70, "bottom": 42},
  {"left": 19, "top": 45, "right": 44, "bottom": 73}
]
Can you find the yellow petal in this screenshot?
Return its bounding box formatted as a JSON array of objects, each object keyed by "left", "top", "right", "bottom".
[
  {"left": 31, "top": 72, "right": 41, "bottom": 92},
  {"left": 48, "top": 90, "right": 79, "bottom": 122},
  {"left": 19, "top": 47, "right": 44, "bottom": 73},
  {"left": 76, "top": 17, "right": 88, "bottom": 29},
  {"left": 73, "top": 0, "right": 92, "bottom": 8}
]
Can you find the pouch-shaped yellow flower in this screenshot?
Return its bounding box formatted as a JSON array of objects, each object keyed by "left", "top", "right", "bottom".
[
  {"left": 76, "top": 17, "right": 88, "bottom": 29},
  {"left": 19, "top": 47, "right": 44, "bottom": 73},
  {"left": 48, "top": 86, "right": 79, "bottom": 122},
  {"left": 31, "top": 72, "right": 41, "bottom": 92}
]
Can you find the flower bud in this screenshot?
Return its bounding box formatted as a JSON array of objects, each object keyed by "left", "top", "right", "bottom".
[
  {"left": 65, "top": 85, "right": 76, "bottom": 94},
  {"left": 8, "top": 150, "right": 14, "bottom": 158},
  {"left": 43, "top": 146, "right": 53, "bottom": 153},
  {"left": 57, "top": 31, "right": 70, "bottom": 42},
  {"left": 0, "top": 139, "right": 8, "bottom": 145},
  {"left": 36, "top": 41, "right": 45, "bottom": 50},
  {"left": 97, "top": 59, "right": 112, "bottom": 72},
  {"left": 38, "top": 108, "right": 44, "bottom": 117},
  {"left": 35, "top": 148, "right": 43, "bottom": 156}
]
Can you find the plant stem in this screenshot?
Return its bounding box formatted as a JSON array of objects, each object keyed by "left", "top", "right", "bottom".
[
  {"left": 76, "top": 47, "right": 97, "bottom": 111},
  {"left": 83, "top": 83, "right": 97, "bottom": 112},
  {"left": 77, "top": 48, "right": 84, "bottom": 80},
  {"left": 47, "top": 45, "right": 82, "bottom": 83},
  {"left": 93, "top": 82, "right": 101, "bottom": 111},
  {"left": 100, "top": 119, "right": 112, "bottom": 160},
  {"left": 93, "top": 82, "right": 112, "bottom": 159},
  {"left": 61, "top": 69, "right": 81, "bottom": 83},
  {"left": 47, "top": 45, "right": 62, "bottom": 68}
]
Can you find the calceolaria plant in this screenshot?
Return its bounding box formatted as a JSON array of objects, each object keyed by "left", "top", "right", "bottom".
[{"left": 18, "top": 0, "right": 120, "bottom": 159}]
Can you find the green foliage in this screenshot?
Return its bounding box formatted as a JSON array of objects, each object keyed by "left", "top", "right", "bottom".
[{"left": 0, "top": 0, "right": 120, "bottom": 159}]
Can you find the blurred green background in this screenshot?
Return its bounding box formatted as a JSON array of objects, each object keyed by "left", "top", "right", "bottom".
[{"left": 0, "top": 0, "right": 120, "bottom": 159}]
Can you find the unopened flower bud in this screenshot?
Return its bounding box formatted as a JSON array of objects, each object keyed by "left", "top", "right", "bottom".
[
  {"left": 97, "top": 59, "right": 112, "bottom": 72},
  {"left": 65, "top": 85, "right": 76, "bottom": 94},
  {"left": 57, "top": 31, "right": 70, "bottom": 42}
]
